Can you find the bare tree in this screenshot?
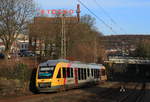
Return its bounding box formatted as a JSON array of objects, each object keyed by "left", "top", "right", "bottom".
[
  {"left": 0, "top": 0, "right": 36, "bottom": 59},
  {"left": 29, "top": 17, "right": 62, "bottom": 58},
  {"left": 29, "top": 14, "right": 105, "bottom": 62},
  {"left": 80, "top": 14, "right": 96, "bottom": 28},
  {"left": 67, "top": 15, "right": 105, "bottom": 63}
]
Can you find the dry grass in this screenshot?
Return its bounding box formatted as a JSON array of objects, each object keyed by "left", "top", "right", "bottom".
[
  {"left": 0, "top": 57, "right": 38, "bottom": 97},
  {"left": 0, "top": 57, "right": 38, "bottom": 69}
]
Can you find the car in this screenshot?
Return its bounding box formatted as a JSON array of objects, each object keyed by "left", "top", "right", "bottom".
[
  {"left": 0, "top": 53, "right": 11, "bottom": 59},
  {"left": 20, "top": 51, "right": 35, "bottom": 57},
  {"left": 0, "top": 53, "right": 5, "bottom": 59}
]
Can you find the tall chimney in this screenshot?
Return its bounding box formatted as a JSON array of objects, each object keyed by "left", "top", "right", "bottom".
[{"left": 76, "top": 4, "right": 81, "bottom": 22}]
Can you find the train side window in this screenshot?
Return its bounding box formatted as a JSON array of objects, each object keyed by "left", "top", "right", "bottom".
[
  {"left": 62, "top": 68, "right": 66, "bottom": 78},
  {"left": 94, "top": 69, "right": 96, "bottom": 78},
  {"left": 70, "top": 68, "right": 73, "bottom": 78},
  {"left": 57, "top": 69, "right": 61, "bottom": 78},
  {"left": 92, "top": 69, "right": 94, "bottom": 77},
  {"left": 91, "top": 69, "right": 93, "bottom": 76},
  {"left": 81, "top": 68, "right": 84, "bottom": 80},
  {"left": 80, "top": 68, "right": 82, "bottom": 80},
  {"left": 90, "top": 69, "right": 92, "bottom": 76},
  {"left": 95, "top": 69, "right": 97, "bottom": 78},
  {"left": 96, "top": 69, "right": 99, "bottom": 78},
  {"left": 93, "top": 69, "right": 94, "bottom": 77},
  {"left": 94, "top": 69, "right": 95, "bottom": 78},
  {"left": 84, "top": 69, "right": 87, "bottom": 79},
  {"left": 78, "top": 68, "right": 81, "bottom": 80},
  {"left": 96, "top": 69, "right": 98, "bottom": 78},
  {"left": 83, "top": 68, "right": 85, "bottom": 80},
  {"left": 67, "top": 68, "right": 70, "bottom": 78},
  {"left": 87, "top": 69, "right": 90, "bottom": 77},
  {"left": 98, "top": 70, "right": 100, "bottom": 77}
]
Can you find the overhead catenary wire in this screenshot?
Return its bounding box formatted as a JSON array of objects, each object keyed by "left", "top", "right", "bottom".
[
  {"left": 77, "top": 0, "right": 128, "bottom": 56},
  {"left": 93, "top": 0, "right": 127, "bottom": 34},
  {"left": 92, "top": 0, "right": 128, "bottom": 55},
  {"left": 77, "top": 0, "right": 118, "bottom": 34}
]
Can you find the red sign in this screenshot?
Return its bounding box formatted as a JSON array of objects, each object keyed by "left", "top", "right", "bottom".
[{"left": 40, "top": 9, "right": 74, "bottom": 15}]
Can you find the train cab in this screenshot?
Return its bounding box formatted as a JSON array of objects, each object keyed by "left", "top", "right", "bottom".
[{"left": 36, "top": 60, "right": 69, "bottom": 92}]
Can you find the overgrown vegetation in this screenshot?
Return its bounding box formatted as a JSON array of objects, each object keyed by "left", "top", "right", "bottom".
[
  {"left": 134, "top": 40, "right": 150, "bottom": 58},
  {"left": 29, "top": 14, "right": 105, "bottom": 63},
  {"left": 0, "top": 63, "right": 32, "bottom": 81},
  {"left": 0, "top": 0, "right": 36, "bottom": 59},
  {"left": 0, "top": 63, "right": 34, "bottom": 97}
]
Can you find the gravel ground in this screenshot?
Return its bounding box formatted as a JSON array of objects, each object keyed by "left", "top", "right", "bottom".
[{"left": 1, "top": 82, "right": 149, "bottom": 102}]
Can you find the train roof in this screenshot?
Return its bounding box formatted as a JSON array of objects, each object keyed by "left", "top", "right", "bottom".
[
  {"left": 69, "top": 62, "right": 103, "bottom": 69},
  {"left": 39, "top": 59, "right": 69, "bottom": 66},
  {"left": 39, "top": 59, "right": 104, "bottom": 69}
]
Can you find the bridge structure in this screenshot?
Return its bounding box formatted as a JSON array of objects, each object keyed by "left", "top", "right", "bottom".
[
  {"left": 105, "top": 56, "right": 150, "bottom": 81},
  {"left": 104, "top": 56, "right": 150, "bottom": 65}
]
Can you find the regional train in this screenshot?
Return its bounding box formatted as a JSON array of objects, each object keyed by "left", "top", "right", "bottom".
[{"left": 36, "top": 59, "right": 107, "bottom": 92}]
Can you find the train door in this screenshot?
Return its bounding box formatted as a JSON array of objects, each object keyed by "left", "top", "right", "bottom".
[
  {"left": 55, "top": 68, "right": 63, "bottom": 86},
  {"left": 66, "top": 68, "right": 74, "bottom": 88},
  {"left": 62, "top": 67, "right": 75, "bottom": 89},
  {"left": 74, "top": 68, "right": 78, "bottom": 87}
]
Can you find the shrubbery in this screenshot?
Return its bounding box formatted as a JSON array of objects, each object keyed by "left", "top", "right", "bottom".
[
  {"left": 0, "top": 63, "right": 35, "bottom": 96},
  {"left": 0, "top": 63, "right": 32, "bottom": 81}
]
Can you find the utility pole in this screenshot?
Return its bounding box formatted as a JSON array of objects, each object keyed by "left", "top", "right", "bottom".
[
  {"left": 76, "top": 4, "right": 81, "bottom": 22},
  {"left": 61, "top": 4, "right": 80, "bottom": 59},
  {"left": 61, "top": 15, "right": 66, "bottom": 59},
  {"left": 61, "top": 15, "right": 64, "bottom": 59},
  {"left": 94, "top": 35, "right": 98, "bottom": 63},
  {"left": 64, "top": 16, "right": 67, "bottom": 59}
]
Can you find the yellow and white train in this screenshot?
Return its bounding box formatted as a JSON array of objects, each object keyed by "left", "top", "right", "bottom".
[{"left": 36, "top": 59, "right": 107, "bottom": 92}]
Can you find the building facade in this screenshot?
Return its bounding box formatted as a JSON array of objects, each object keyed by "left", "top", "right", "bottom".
[
  {"left": 0, "top": 34, "right": 29, "bottom": 53},
  {"left": 29, "top": 17, "right": 78, "bottom": 57},
  {"left": 101, "top": 35, "right": 150, "bottom": 56}
]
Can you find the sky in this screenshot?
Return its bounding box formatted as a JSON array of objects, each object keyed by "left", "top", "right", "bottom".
[{"left": 35, "top": 0, "right": 150, "bottom": 35}]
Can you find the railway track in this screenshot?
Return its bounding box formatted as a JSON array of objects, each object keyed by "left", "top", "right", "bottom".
[
  {"left": 1, "top": 82, "right": 146, "bottom": 102},
  {"left": 118, "top": 83, "right": 146, "bottom": 102},
  {"left": 0, "top": 82, "right": 120, "bottom": 102},
  {"left": 134, "top": 83, "right": 146, "bottom": 102}
]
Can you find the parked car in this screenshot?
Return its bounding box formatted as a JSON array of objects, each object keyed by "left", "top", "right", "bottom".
[
  {"left": 0, "top": 53, "right": 11, "bottom": 59},
  {"left": 0, "top": 53, "right": 5, "bottom": 59},
  {"left": 20, "top": 51, "right": 35, "bottom": 57}
]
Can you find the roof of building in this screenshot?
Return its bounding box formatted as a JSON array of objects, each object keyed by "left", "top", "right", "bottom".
[{"left": 34, "top": 17, "right": 78, "bottom": 24}]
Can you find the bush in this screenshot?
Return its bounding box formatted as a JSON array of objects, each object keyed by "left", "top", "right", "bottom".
[
  {"left": 0, "top": 62, "right": 37, "bottom": 96},
  {"left": 0, "top": 63, "right": 32, "bottom": 81}
]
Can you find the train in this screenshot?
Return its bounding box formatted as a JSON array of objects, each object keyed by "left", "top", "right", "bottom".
[{"left": 36, "top": 59, "right": 107, "bottom": 92}]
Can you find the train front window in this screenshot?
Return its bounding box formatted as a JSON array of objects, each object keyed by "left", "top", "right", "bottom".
[{"left": 38, "top": 66, "right": 55, "bottom": 79}]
